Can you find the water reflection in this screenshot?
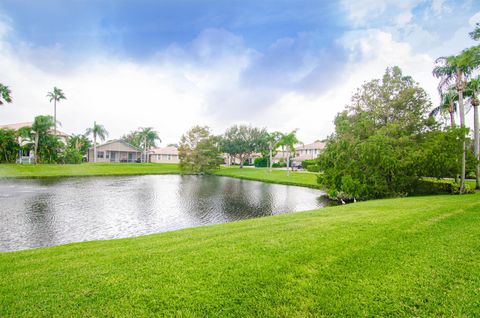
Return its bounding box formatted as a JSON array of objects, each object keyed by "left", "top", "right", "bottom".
[{"left": 0, "top": 175, "right": 328, "bottom": 252}]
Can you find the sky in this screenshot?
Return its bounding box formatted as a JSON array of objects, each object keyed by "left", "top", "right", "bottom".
[{"left": 0, "top": 0, "right": 479, "bottom": 145}]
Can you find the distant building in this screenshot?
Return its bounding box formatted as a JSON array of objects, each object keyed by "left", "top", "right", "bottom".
[
  {"left": 87, "top": 139, "right": 143, "bottom": 163},
  {"left": 0, "top": 121, "right": 70, "bottom": 144},
  {"left": 149, "top": 146, "right": 180, "bottom": 163},
  {"left": 294, "top": 141, "right": 325, "bottom": 162}
]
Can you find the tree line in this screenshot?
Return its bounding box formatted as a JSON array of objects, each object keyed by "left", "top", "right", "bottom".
[{"left": 317, "top": 24, "right": 480, "bottom": 199}]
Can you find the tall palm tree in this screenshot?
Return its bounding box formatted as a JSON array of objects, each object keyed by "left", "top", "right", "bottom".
[
  {"left": 46, "top": 87, "right": 66, "bottom": 135},
  {"left": 465, "top": 76, "right": 480, "bottom": 189},
  {"left": 0, "top": 83, "right": 12, "bottom": 105},
  {"left": 138, "top": 127, "right": 161, "bottom": 163},
  {"left": 267, "top": 131, "right": 282, "bottom": 172},
  {"left": 430, "top": 89, "right": 457, "bottom": 128},
  {"left": 433, "top": 53, "right": 475, "bottom": 192},
  {"left": 278, "top": 130, "right": 301, "bottom": 176},
  {"left": 32, "top": 115, "right": 55, "bottom": 164},
  {"left": 85, "top": 121, "right": 108, "bottom": 163}
]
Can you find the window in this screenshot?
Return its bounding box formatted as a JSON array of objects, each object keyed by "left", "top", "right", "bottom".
[
  {"left": 157, "top": 155, "right": 161, "bottom": 160},
  {"left": 167, "top": 155, "right": 171, "bottom": 160},
  {"left": 97, "top": 151, "right": 104, "bottom": 158},
  {"left": 105, "top": 151, "right": 110, "bottom": 159}
]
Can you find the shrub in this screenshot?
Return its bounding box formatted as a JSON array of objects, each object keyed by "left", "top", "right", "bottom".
[
  {"left": 272, "top": 162, "right": 286, "bottom": 168},
  {"left": 306, "top": 165, "right": 320, "bottom": 172},
  {"left": 254, "top": 157, "right": 268, "bottom": 167},
  {"left": 411, "top": 179, "right": 475, "bottom": 196}
]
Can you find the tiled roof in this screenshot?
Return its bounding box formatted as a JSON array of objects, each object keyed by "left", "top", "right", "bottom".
[
  {"left": 0, "top": 122, "right": 70, "bottom": 137},
  {"left": 151, "top": 146, "right": 178, "bottom": 155},
  {"left": 295, "top": 141, "right": 325, "bottom": 151}
]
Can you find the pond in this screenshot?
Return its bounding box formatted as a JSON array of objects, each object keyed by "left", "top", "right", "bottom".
[{"left": 0, "top": 175, "right": 329, "bottom": 252}]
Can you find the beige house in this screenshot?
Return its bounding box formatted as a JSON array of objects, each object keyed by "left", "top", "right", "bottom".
[
  {"left": 294, "top": 141, "right": 325, "bottom": 162},
  {"left": 149, "top": 146, "right": 179, "bottom": 163},
  {"left": 0, "top": 121, "right": 70, "bottom": 144},
  {"left": 88, "top": 139, "right": 143, "bottom": 163}
]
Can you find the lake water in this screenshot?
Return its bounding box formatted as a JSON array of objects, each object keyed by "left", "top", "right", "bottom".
[{"left": 0, "top": 175, "right": 328, "bottom": 252}]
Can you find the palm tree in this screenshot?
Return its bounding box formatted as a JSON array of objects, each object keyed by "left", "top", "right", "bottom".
[
  {"left": 0, "top": 84, "right": 12, "bottom": 105},
  {"left": 85, "top": 121, "right": 108, "bottom": 163},
  {"left": 465, "top": 76, "right": 480, "bottom": 189},
  {"left": 433, "top": 53, "right": 475, "bottom": 193},
  {"left": 46, "top": 87, "right": 66, "bottom": 135},
  {"left": 138, "top": 127, "right": 161, "bottom": 163},
  {"left": 32, "top": 115, "right": 55, "bottom": 164},
  {"left": 267, "top": 131, "right": 282, "bottom": 172},
  {"left": 430, "top": 89, "right": 457, "bottom": 128},
  {"left": 278, "top": 130, "right": 301, "bottom": 176}
]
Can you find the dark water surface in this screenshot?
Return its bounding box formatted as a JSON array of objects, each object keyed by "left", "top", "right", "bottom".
[{"left": 0, "top": 175, "right": 328, "bottom": 252}]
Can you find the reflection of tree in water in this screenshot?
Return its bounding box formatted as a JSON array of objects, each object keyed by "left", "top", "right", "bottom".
[
  {"left": 177, "top": 175, "right": 276, "bottom": 225},
  {"left": 23, "top": 193, "right": 57, "bottom": 249}
]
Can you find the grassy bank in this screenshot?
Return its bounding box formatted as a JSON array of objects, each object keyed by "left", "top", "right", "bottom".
[
  {"left": 1, "top": 193, "right": 479, "bottom": 316},
  {"left": 214, "top": 166, "right": 320, "bottom": 188},
  {"left": 0, "top": 163, "right": 181, "bottom": 178}
]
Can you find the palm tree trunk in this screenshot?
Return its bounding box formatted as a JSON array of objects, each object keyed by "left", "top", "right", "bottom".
[
  {"left": 449, "top": 110, "right": 455, "bottom": 128},
  {"left": 286, "top": 152, "right": 290, "bottom": 176},
  {"left": 54, "top": 99, "right": 57, "bottom": 135},
  {"left": 93, "top": 133, "right": 97, "bottom": 163},
  {"left": 457, "top": 77, "right": 466, "bottom": 193},
  {"left": 474, "top": 104, "right": 480, "bottom": 190},
  {"left": 34, "top": 133, "right": 39, "bottom": 164},
  {"left": 269, "top": 142, "right": 273, "bottom": 173}
]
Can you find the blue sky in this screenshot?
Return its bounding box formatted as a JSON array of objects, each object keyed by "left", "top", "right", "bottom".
[{"left": 0, "top": 0, "right": 479, "bottom": 143}]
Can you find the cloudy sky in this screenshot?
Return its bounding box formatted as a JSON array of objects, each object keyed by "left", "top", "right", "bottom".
[{"left": 0, "top": 0, "right": 479, "bottom": 144}]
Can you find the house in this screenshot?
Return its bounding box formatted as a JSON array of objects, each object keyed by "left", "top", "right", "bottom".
[
  {"left": 0, "top": 121, "right": 70, "bottom": 144},
  {"left": 88, "top": 139, "right": 143, "bottom": 163},
  {"left": 293, "top": 141, "right": 325, "bottom": 164},
  {"left": 149, "top": 146, "right": 180, "bottom": 163}
]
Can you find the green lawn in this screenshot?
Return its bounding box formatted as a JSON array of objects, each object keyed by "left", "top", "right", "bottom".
[
  {"left": 0, "top": 163, "right": 181, "bottom": 178},
  {"left": 1, "top": 193, "right": 479, "bottom": 316},
  {"left": 214, "top": 166, "right": 320, "bottom": 188}
]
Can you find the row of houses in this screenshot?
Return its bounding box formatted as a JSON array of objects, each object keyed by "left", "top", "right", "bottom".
[
  {"left": 90, "top": 139, "right": 325, "bottom": 165},
  {"left": 1, "top": 122, "right": 325, "bottom": 165}
]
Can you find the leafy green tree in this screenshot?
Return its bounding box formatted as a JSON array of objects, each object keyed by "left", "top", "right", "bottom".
[
  {"left": 179, "top": 126, "right": 221, "bottom": 173},
  {"left": 122, "top": 130, "right": 142, "bottom": 148},
  {"left": 0, "top": 128, "right": 20, "bottom": 163},
  {"left": 277, "top": 130, "right": 301, "bottom": 176},
  {"left": 85, "top": 121, "right": 108, "bottom": 162},
  {"left": 221, "top": 125, "right": 269, "bottom": 168},
  {"left": 46, "top": 87, "right": 66, "bottom": 135},
  {"left": 68, "top": 134, "right": 91, "bottom": 155},
  {"left": 318, "top": 67, "right": 454, "bottom": 200},
  {"left": 0, "top": 84, "right": 12, "bottom": 105}
]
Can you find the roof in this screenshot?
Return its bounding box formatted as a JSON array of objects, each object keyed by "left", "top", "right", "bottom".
[
  {"left": 150, "top": 146, "right": 178, "bottom": 155},
  {"left": 89, "top": 139, "right": 143, "bottom": 152},
  {"left": 295, "top": 141, "right": 325, "bottom": 151},
  {"left": 0, "top": 122, "right": 70, "bottom": 137}
]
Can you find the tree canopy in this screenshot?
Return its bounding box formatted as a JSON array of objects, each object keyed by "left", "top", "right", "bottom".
[{"left": 179, "top": 126, "right": 221, "bottom": 173}]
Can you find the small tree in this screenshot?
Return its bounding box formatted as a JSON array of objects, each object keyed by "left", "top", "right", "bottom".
[
  {"left": 0, "top": 128, "right": 20, "bottom": 163},
  {"left": 138, "top": 127, "right": 161, "bottom": 163},
  {"left": 221, "top": 125, "right": 269, "bottom": 168},
  {"left": 32, "top": 115, "right": 56, "bottom": 163},
  {"left": 179, "top": 126, "right": 221, "bottom": 173}
]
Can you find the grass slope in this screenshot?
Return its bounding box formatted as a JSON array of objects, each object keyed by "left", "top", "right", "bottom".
[
  {"left": 214, "top": 167, "right": 320, "bottom": 188},
  {"left": 1, "top": 193, "right": 479, "bottom": 316},
  {"left": 0, "top": 163, "right": 181, "bottom": 178}
]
